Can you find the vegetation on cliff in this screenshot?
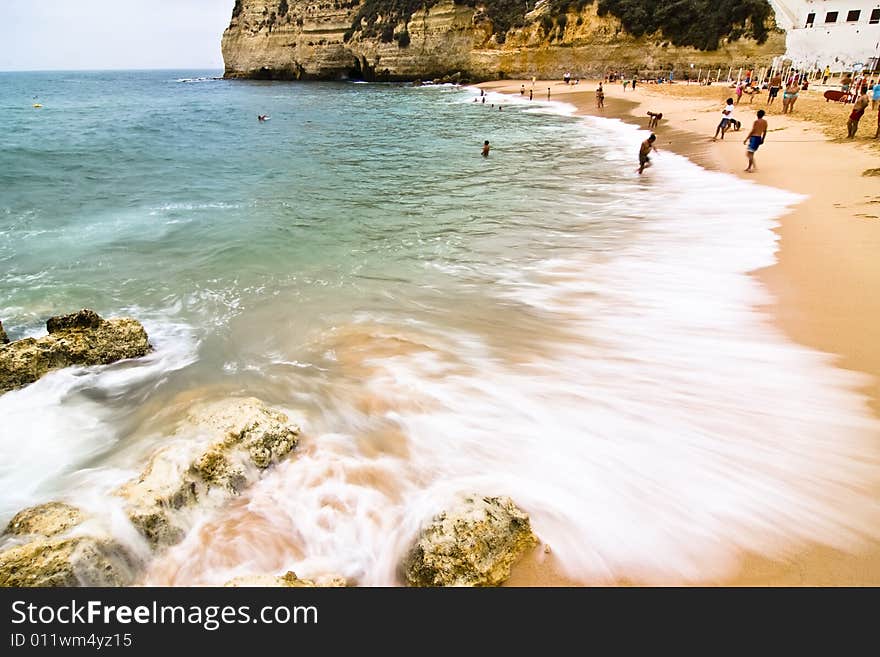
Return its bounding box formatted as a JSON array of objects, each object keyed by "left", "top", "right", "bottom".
[
  {"left": 341, "top": 0, "right": 773, "bottom": 50},
  {"left": 596, "top": 0, "right": 771, "bottom": 50}
]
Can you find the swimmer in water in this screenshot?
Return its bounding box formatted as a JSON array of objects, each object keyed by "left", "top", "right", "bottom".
[{"left": 482, "top": 140, "right": 490, "bottom": 157}]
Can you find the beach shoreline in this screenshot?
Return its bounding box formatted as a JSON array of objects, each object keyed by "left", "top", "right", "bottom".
[{"left": 479, "top": 78, "right": 880, "bottom": 586}]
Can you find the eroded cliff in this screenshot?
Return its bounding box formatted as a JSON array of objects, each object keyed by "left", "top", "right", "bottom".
[{"left": 221, "top": 0, "right": 785, "bottom": 81}]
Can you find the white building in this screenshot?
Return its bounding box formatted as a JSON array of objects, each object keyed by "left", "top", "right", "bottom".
[{"left": 769, "top": 0, "right": 880, "bottom": 71}]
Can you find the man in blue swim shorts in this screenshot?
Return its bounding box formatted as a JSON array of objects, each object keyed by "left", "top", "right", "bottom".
[{"left": 743, "top": 109, "right": 767, "bottom": 173}]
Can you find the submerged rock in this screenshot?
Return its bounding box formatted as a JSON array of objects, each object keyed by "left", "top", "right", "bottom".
[
  {"left": 4, "top": 502, "right": 84, "bottom": 538},
  {"left": 0, "top": 537, "right": 137, "bottom": 587},
  {"left": 117, "top": 398, "right": 299, "bottom": 547},
  {"left": 403, "top": 495, "right": 538, "bottom": 587},
  {"left": 224, "top": 571, "right": 346, "bottom": 587},
  {"left": 0, "top": 320, "right": 8, "bottom": 344},
  {"left": 0, "top": 309, "right": 152, "bottom": 394}
]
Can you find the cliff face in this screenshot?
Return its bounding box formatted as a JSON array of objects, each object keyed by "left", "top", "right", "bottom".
[{"left": 222, "top": 0, "right": 785, "bottom": 81}]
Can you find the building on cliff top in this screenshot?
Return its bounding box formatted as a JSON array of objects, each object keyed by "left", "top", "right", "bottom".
[{"left": 769, "top": 0, "right": 880, "bottom": 71}]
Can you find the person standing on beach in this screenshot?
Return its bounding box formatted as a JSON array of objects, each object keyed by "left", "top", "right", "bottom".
[
  {"left": 735, "top": 82, "right": 743, "bottom": 104},
  {"left": 767, "top": 73, "right": 782, "bottom": 104},
  {"left": 637, "top": 134, "right": 657, "bottom": 174},
  {"left": 823, "top": 66, "right": 830, "bottom": 85},
  {"left": 712, "top": 98, "right": 735, "bottom": 140},
  {"left": 847, "top": 90, "right": 870, "bottom": 138},
  {"left": 529, "top": 88, "right": 533, "bottom": 101},
  {"left": 872, "top": 80, "right": 880, "bottom": 111},
  {"left": 782, "top": 82, "right": 799, "bottom": 114},
  {"left": 596, "top": 83, "right": 605, "bottom": 109},
  {"left": 631, "top": 78, "right": 637, "bottom": 91},
  {"left": 743, "top": 109, "right": 767, "bottom": 172},
  {"left": 547, "top": 87, "right": 551, "bottom": 100},
  {"left": 482, "top": 140, "right": 491, "bottom": 157}
]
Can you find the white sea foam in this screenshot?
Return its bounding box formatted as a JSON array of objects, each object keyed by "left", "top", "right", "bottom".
[
  {"left": 0, "top": 318, "right": 198, "bottom": 525},
  {"left": 143, "top": 113, "right": 880, "bottom": 586}
]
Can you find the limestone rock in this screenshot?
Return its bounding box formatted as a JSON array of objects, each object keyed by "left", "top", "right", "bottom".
[
  {"left": 0, "top": 320, "right": 9, "bottom": 344},
  {"left": 4, "top": 502, "right": 84, "bottom": 538},
  {"left": 0, "top": 536, "right": 137, "bottom": 587},
  {"left": 403, "top": 495, "right": 538, "bottom": 587},
  {"left": 222, "top": 0, "right": 784, "bottom": 82},
  {"left": 0, "top": 309, "right": 152, "bottom": 394},
  {"left": 224, "top": 571, "right": 346, "bottom": 587},
  {"left": 117, "top": 398, "right": 299, "bottom": 547}
]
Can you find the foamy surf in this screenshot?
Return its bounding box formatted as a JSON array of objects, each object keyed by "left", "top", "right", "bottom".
[
  {"left": 141, "top": 113, "right": 880, "bottom": 586},
  {"left": 0, "top": 318, "right": 198, "bottom": 525},
  {"left": 4, "top": 76, "right": 879, "bottom": 587}
]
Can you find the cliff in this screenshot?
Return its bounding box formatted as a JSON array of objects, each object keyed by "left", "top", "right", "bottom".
[{"left": 221, "top": 0, "right": 785, "bottom": 81}]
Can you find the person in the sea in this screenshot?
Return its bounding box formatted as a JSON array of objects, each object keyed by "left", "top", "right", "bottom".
[
  {"left": 520, "top": 84, "right": 525, "bottom": 96},
  {"left": 482, "top": 140, "right": 491, "bottom": 157},
  {"left": 847, "top": 89, "right": 870, "bottom": 138},
  {"left": 481, "top": 96, "right": 486, "bottom": 104},
  {"left": 529, "top": 88, "right": 533, "bottom": 101},
  {"left": 712, "top": 98, "right": 735, "bottom": 141},
  {"left": 257, "top": 114, "right": 268, "bottom": 122},
  {"left": 743, "top": 109, "right": 767, "bottom": 173},
  {"left": 637, "top": 134, "right": 657, "bottom": 174}
]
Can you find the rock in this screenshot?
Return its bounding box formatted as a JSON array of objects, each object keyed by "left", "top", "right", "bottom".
[
  {"left": 117, "top": 398, "right": 299, "bottom": 547},
  {"left": 403, "top": 495, "right": 538, "bottom": 587},
  {"left": 0, "top": 320, "right": 9, "bottom": 344},
  {"left": 224, "top": 571, "right": 346, "bottom": 587},
  {"left": 222, "top": 1, "right": 784, "bottom": 82},
  {"left": 4, "top": 502, "right": 84, "bottom": 538},
  {"left": 0, "top": 309, "right": 152, "bottom": 394},
  {"left": 46, "top": 309, "right": 103, "bottom": 333},
  {"left": 0, "top": 536, "right": 137, "bottom": 587}
]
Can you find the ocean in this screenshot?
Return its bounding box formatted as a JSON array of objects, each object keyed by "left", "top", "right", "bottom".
[{"left": 1, "top": 70, "right": 877, "bottom": 585}]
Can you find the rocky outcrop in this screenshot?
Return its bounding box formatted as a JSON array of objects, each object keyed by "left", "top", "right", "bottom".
[
  {"left": 4, "top": 502, "right": 84, "bottom": 538},
  {"left": 1, "top": 399, "right": 300, "bottom": 586},
  {"left": 403, "top": 495, "right": 538, "bottom": 587},
  {"left": 0, "top": 503, "right": 137, "bottom": 587},
  {"left": 0, "top": 320, "right": 9, "bottom": 344},
  {"left": 222, "top": 0, "right": 785, "bottom": 81},
  {"left": 116, "top": 398, "right": 299, "bottom": 547},
  {"left": 0, "top": 537, "right": 138, "bottom": 587},
  {"left": 0, "top": 310, "right": 152, "bottom": 394},
  {"left": 225, "top": 571, "right": 347, "bottom": 587}
]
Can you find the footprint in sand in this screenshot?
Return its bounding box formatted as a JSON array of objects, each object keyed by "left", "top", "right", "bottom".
[{"left": 855, "top": 214, "right": 879, "bottom": 220}]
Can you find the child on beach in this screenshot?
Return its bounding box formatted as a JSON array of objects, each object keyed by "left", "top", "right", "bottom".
[
  {"left": 743, "top": 109, "right": 767, "bottom": 173},
  {"left": 712, "top": 98, "right": 735, "bottom": 141},
  {"left": 638, "top": 134, "right": 657, "bottom": 174}
]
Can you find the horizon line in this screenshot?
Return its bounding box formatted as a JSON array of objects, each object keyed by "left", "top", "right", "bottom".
[{"left": 0, "top": 66, "right": 225, "bottom": 74}]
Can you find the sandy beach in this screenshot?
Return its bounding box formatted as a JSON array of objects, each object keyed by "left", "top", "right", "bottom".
[{"left": 480, "top": 78, "right": 880, "bottom": 586}]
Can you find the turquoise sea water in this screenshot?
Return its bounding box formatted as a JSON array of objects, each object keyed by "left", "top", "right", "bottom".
[{"left": 1, "top": 71, "right": 878, "bottom": 585}]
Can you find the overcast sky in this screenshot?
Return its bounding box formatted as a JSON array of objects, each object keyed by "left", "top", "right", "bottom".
[{"left": 1, "top": 0, "right": 235, "bottom": 71}]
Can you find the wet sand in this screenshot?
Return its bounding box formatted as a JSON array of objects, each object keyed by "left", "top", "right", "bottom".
[{"left": 481, "top": 79, "right": 880, "bottom": 586}]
